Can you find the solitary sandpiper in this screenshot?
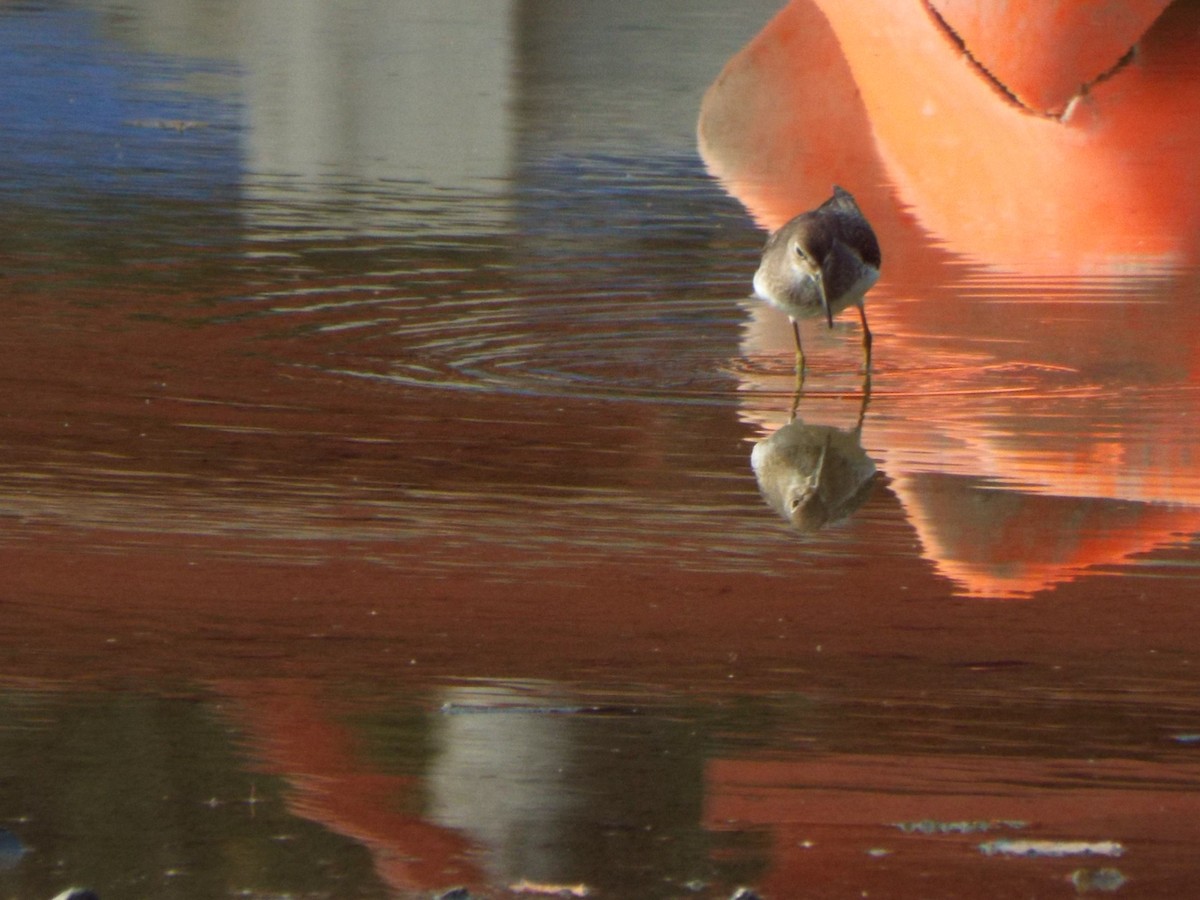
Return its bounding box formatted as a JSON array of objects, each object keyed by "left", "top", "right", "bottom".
[{"left": 752, "top": 185, "right": 881, "bottom": 381}]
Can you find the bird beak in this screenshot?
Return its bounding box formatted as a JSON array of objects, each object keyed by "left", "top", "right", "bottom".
[
  {"left": 816, "top": 271, "right": 833, "bottom": 329},
  {"left": 814, "top": 432, "right": 830, "bottom": 485}
]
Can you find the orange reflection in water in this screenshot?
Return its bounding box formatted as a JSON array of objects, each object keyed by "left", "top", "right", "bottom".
[
  {"left": 924, "top": 0, "right": 1171, "bottom": 116},
  {"left": 700, "top": 0, "right": 1200, "bottom": 598},
  {"left": 220, "top": 681, "right": 485, "bottom": 895},
  {"left": 701, "top": 0, "right": 1200, "bottom": 271}
]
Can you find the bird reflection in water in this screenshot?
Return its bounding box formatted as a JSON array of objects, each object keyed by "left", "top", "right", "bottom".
[{"left": 751, "top": 390, "right": 877, "bottom": 532}]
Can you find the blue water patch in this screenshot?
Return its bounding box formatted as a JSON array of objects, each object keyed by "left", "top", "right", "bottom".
[{"left": 0, "top": 4, "right": 241, "bottom": 206}]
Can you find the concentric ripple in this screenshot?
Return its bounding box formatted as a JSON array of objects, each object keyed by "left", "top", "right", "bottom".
[
  {"left": 226, "top": 153, "right": 766, "bottom": 406},
  {"left": 339, "top": 292, "right": 746, "bottom": 404}
]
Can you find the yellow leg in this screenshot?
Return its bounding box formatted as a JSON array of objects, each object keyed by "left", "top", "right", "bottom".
[
  {"left": 854, "top": 375, "right": 872, "bottom": 431},
  {"left": 791, "top": 319, "right": 806, "bottom": 388},
  {"left": 857, "top": 303, "right": 872, "bottom": 373}
]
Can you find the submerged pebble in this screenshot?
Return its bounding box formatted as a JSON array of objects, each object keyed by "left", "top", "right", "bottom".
[
  {"left": 1070, "top": 868, "right": 1128, "bottom": 893},
  {"left": 894, "top": 819, "right": 1026, "bottom": 835},
  {"left": 0, "top": 830, "right": 26, "bottom": 870}
]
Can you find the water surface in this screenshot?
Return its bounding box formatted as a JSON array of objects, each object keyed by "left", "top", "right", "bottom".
[{"left": 2, "top": 1, "right": 1200, "bottom": 898}]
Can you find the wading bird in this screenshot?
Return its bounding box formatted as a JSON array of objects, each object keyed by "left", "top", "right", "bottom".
[{"left": 752, "top": 186, "right": 880, "bottom": 383}]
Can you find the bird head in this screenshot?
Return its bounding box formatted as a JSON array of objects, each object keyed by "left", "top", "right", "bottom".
[{"left": 791, "top": 234, "right": 833, "bottom": 328}]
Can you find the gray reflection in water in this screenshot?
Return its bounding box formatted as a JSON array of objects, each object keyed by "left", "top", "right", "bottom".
[
  {"left": 424, "top": 683, "right": 714, "bottom": 893},
  {"left": 751, "top": 399, "right": 877, "bottom": 532},
  {"left": 92, "top": 0, "right": 518, "bottom": 237},
  {"left": 427, "top": 685, "right": 582, "bottom": 882},
  {"left": 105, "top": 0, "right": 515, "bottom": 182}
]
